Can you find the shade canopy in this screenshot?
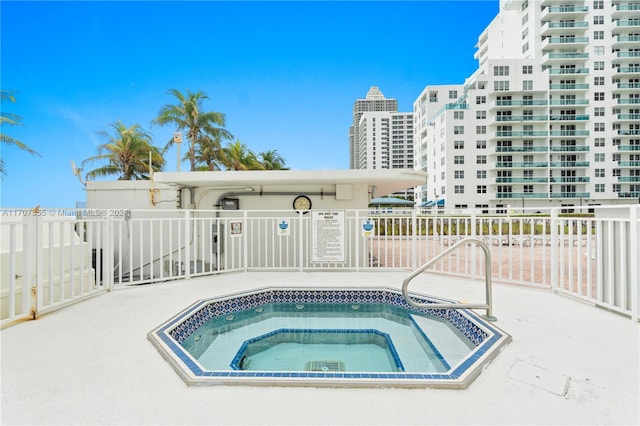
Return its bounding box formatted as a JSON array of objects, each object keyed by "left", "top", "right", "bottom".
[{"left": 368, "top": 197, "right": 414, "bottom": 206}]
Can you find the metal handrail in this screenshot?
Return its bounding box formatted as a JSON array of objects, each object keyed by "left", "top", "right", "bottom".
[{"left": 401, "top": 238, "right": 496, "bottom": 321}]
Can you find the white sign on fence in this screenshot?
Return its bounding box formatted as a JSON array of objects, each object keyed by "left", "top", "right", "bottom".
[{"left": 312, "top": 210, "right": 345, "bottom": 262}]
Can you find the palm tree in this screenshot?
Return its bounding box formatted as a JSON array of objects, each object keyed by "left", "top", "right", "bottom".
[
  {"left": 152, "top": 89, "right": 232, "bottom": 171},
  {"left": 83, "top": 120, "right": 165, "bottom": 180},
  {"left": 259, "top": 149, "right": 288, "bottom": 170},
  {"left": 193, "top": 134, "right": 230, "bottom": 171},
  {"left": 0, "top": 90, "right": 41, "bottom": 175},
  {"left": 223, "top": 140, "right": 263, "bottom": 170}
]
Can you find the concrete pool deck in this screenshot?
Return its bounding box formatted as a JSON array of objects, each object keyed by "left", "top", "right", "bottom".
[{"left": 1, "top": 271, "right": 638, "bottom": 425}]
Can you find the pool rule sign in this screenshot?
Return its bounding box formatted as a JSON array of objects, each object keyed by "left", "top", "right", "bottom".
[{"left": 311, "top": 211, "right": 345, "bottom": 263}]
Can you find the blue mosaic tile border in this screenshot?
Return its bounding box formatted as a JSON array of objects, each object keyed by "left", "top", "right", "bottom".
[
  {"left": 166, "top": 288, "right": 489, "bottom": 347},
  {"left": 229, "top": 328, "right": 405, "bottom": 372}
]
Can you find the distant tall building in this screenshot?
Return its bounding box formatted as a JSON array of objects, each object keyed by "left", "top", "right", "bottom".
[
  {"left": 414, "top": 0, "right": 640, "bottom": 210},
  {"left": 350, "top": 87, "right": 414, "bottom": 198},
  {"left": 349, "top": 87, "right": 398, "bottom": 169}
]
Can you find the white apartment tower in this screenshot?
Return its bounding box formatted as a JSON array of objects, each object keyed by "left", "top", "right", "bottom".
[
  {"left": 349, "top": 87, "right": 399, "bottom": 169},
  {"left": 414, "top": 0, "right": 640, "bottom": 210}
]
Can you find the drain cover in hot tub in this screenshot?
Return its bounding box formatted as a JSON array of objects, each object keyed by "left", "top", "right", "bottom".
[{"left": 305, "top": 360, "right": 345, "bottom": 372}]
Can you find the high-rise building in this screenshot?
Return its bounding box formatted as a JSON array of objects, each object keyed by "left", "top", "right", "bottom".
[
  {"left": 414, "top": 0, "right": 640, "bottom": 211},
  {"left": 349, "top": 87, "right": 399, "bottom": 169}
]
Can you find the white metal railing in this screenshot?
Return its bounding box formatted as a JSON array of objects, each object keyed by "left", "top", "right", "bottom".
[
  {"left": 402, "top": 238, "right": 496, "bottom": 320},
  {"left": 1, "top": 205, "right": 639, "bottom": 325}
]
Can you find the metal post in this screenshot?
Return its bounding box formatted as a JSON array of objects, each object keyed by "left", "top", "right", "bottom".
[{"left": 173, "top": 132, "right": 182, "bottom": 172}]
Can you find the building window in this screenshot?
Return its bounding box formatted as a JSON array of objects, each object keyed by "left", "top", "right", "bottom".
[
  {"left": 613, "top": 169, "right": 621, "bottom": 177},
  {"left": 523, "top": 185, "right": 533, "bottom": 193},
  {"left": 594, "top": 30, "right": 604, "bottom": 40},
  {"left": 476, "top": 111, "right": 486, "bottom": 119},
  {"left": 476, "top": 96, "right": 486, "bottom": 104},
  {"left": 454, "top": 111, "right": 464, "bottom": 119},
  {"left": 594, "top": 46, "right": 605, "bottom": 56},
  {"left": 494, "top": 81, "right": 510, "bottom": 91},
  {"left": 594, "top": 61, "right": 605, "bottom": 70},
  {"left": 522, "top": 28, "right": 529, "bottom": 40},
  {"left": 613, "top": 184, "right": 621, "bottom": 192},
  {"left": 595, "top": 153, "right": 605, "bottom": 162},
  {"left": 477, "top": 170, "right": 487, "bottom": 179},
  {"left": 454, "top": 185, "right": 465, "bottom": 194},
  {"left": 594, "top": 107, "right": 605, "bottom": 116},
  {"left": 494, "top": 66, "right": 510, "bottom": 76},
  {"left": 595, "top": 168, "right": 605, "bottom": 177},
  {"left": 476, "top": 125, "right": 487, "bottom": 134},
  {"left": 522, "top": 42, "right": 529, "bottom": 54},
  {"left": 454, "top": 126, "right": 464, "bottom": 135},
  {"left": 454, "top": 170, "right": 465, "bottom": 179},
  {"left": 477, "top": 185, "right": 487, "bottom": 194},
  {"left": 454, "top": 155, "right": 465, "bottom": 164},
  {"left": 613, "top": 153, "right": 621, "bottom": 161},
  {"left": 594, "top": 92, "right": 605, "bottom": 101},
  {"left": 449, "top": 90, "right": 458, "bottom": 99},
  {"left": 594, "top": 76, "right": 605, "bottom": 85},
  {"left": 476, "top": 140, "right": 487, "bottom": 149},
  {"left": 454, "top": 140, "right": 464, "bottom": 149},
  {"left": 593, "top": 15, "right": 604, "bottom": 24},
  {"left": 594, "top": 138, "right": 605, "bottom": 146},
  {"left": 593, "top": 0, "right": 604, "bottom": 10},
  {"left": 522, "top": 65, "right": 533, "bottom": 74},
  {"left": 595, "top": 184, "right": 605, "bottom": 192},
  {"left": 594, "top": 123, "right": 605, "bottom": 131},
  {"left": 477, "top": 155, "right": 487, "bottom": 164}
]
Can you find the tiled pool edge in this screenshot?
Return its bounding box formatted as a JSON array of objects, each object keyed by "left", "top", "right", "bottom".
[{"left": 147, "top": 286, "right": 511, "bottom": 389}]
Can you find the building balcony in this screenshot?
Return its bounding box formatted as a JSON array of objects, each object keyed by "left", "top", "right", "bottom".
[
  {"left": 541, "top": 21, "right": 589, "bottom": 36},
  {"left": 549, "top": 83, "right": 589, "bottom": 91},
  {"left": 542, "top": 37, "right": 589, "bottom": 49},
  {"left": 618, "top": 161, "right": 640, "bottom": 167},
  {"left": 495, "top": 146, "right": 549, "bottom": 153},
  {"left": 615, "top": 19, "right": 640, "bottom": 28},
  {"left": 549, "top": 114, "right": 589, "bottom": 121},
  {"left": 496, "top": 192, "right": 549, "bottom": 199},
  {"left": 495, "top": 115, "right": 548, "bottom": 122},
  {"left": 547, "top": 67, "right": 589, "bottom": 75},
  {"left": 490, "top": 100, "right": 548, "bottom": 109},
  {"left": 613, "top": 3, "right": 640, "bottom": 14},
  {"left": 618, "top": 192, "right": 640, "bottom": 197},
  {"left": 617, "top": 113, "right": 640, "bottom": 121},
  {"left": 549, "top": 161, "right": 590, "bottom": 167},
  {"left": 617, "top": 145, "right": 640, "bottom": 151},
  {"left": 542, "top": 5, "right": 589, "bottom": 19},
  {"left": 612, "top": 35, "right": 640, "bottom": 46},
  {"left": 616, "top": 67, "right": 640, "bottom": 76},
  {"left": 614, "top": 82, "right": 640, "bottom": 92},
  {"left": 549, "top": 130, "right": 589, "bottom": 137},
  {"left": 495, "top": 131, "right": 548, "bottom": 137},
  {"left": 548, "top": 99, "right": 589, "bottom": 106},
  {"left": 549, "top": 176, "right": 590, "bottom": 183},
  {"left": 549, "top": 145, "right": 590, "bottom": 152},
  {"left": 618, "top": 129, "right": 640, "bottom": 136},
  {"left": 495, "top": 177, "right": 549, "bottom": 183},
  {"left": 615, "top": 51, "right": 640, "bottom": 59},
  {"left": 496, "top": 162, "right": 549, "bottom": 168},
  {"left": 544, "top": 52, "right": 589, "bottom": 61},
  {"left": 618, "top": 176, "right": 640, "bottom": 182},
  {"left": 617, "top": 98, "right": 640, "bottom": 104},
  {"left": 550, "top": 192, "right": 590, "bottom": 198}
]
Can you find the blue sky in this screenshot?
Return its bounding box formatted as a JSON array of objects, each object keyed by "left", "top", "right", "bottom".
[{"left": 1, "top": 0, "right": 498, "bottom": 208}]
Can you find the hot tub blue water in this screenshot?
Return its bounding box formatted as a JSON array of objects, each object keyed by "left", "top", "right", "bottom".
[{"left": 148, "top": 287, "right": 510, "bottom": 388}]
